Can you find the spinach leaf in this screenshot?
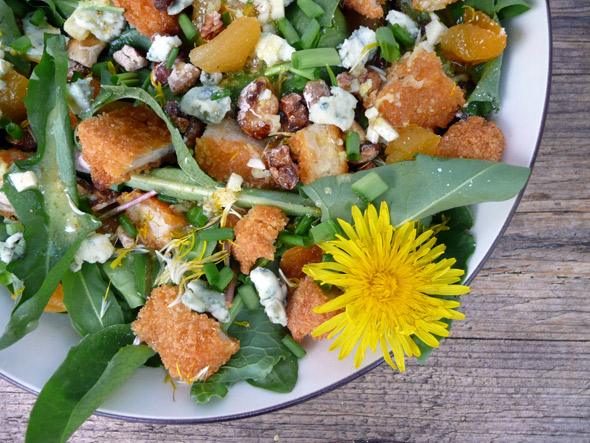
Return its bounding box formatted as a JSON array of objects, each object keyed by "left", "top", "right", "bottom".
[
  {"left": 0, "top": 35, "right": 100, "bottom": 350},
  {"left": 314, "top": 0, "right": 340, "bottom": 27},
  {"left": 108, "top": 27, "right": 153, "bottom": 55},
  {"left": 317, "top": 8, "right": 349, "bottom": 48},
  {"left": 301, "top": 155, "right": 530, "bottom": 227},
  {"left": 432, "top": 206, "right": 475, "bottom": 276},
  {"left": 26, "top": 324, "right": 154, "bottom": 443},
  {"left": 103, "top": 252, "right": 159, "bottom": 308},
  {"left": 464, "top": 54, "right": 503, "bottom": 116},
  {"left": 441, "top": 0, "right": 496, "bottom": 23},
  {"left": 495, "top": 0, "right": 530, "bottom": 20},
  {"left": 247, "top": 352, "right": 298, "bottom": 393},
  {"left": 84, "top": 84, "right": 217, "bottom": 187},
  {"left": 191, "top": 303, "right": 295, "bottom": 403},
  {"left": 62, "top": 263, "right": 125, "bottom": 336},
  {"left": 24, "top": 0, "right": 65, "bottom": 26}
]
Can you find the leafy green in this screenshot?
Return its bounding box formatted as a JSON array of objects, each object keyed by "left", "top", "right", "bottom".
[
  {"left": 301, "top": 155, "right": 530, "bottom": 227},
  {"left": 314, "top": 0, "right": 340, "bottom": 27},
  {"left": 247, "top": 352, "right": 298, "bottom": 393},
  {"left": 103, "top": 252, "right": 159, "bottom": 308},
  {"left": 84, "top": 84, "right": 217, "bottom": 187},
  {"left": 440, "top": 0, "right": 496, "bottom": 23},
  {"left": 108, "top": 26, "right": 152, "bottom": 55},
  {"left": 432, "top": 206, "right": 475, "bottom": 275},
  {"left": 464, "top": 54, "right": 503, "bottom": 116},
  {"left": 26, "top": 324, "right": 154, "bottom": 443},
  {"left": 191, "top": 302, "right": 295, "bottom": 403},
  {"left": 317, "top": 8, "right": 348, "bottom": 49},
  {"left": 0, "top": 35, "right": 100, "bottom": 350},
  {"left": 62, "top": 263, "right": 125, "bottom": 336},
  {"left": 495, "top": 0, "right": 530, "bottom": 20},
  {"left": 0, "top": 0, "right": 31, "bottom": 74}
]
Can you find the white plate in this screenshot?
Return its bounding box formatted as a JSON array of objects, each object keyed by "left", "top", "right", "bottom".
[{"left": 0, "top": 0, "right": 551, "bottom": 423}]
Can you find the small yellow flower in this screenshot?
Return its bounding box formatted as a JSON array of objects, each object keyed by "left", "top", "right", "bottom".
[{"left": 303, "top": 202, "right": 470, "bottom": 371}]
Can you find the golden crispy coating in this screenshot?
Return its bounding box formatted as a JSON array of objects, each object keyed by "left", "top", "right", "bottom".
[
  {"left": 118, "top": 190, "right": 190, "bottom": 249},
  {"left": 0, "top": 149, "right": 34, "bottom": 217},
  {"left": 437, "top": 116, "right": 506, "bottom": 162},
  {"left": 232, "top": 205, "right": 288, "bottom": 274},
  {"left": 289, "top": 124, "right": 348, "bottom": 185},
  {"left": 194, "top": 119, "right": 275, "bottom": 188},
  {"left": 413, "top": 0, "right": 458, "bottom": 11},
  {"left": 287, "top": 276, "right": 342, "bottom": 342},
  {"left": 78, "top": 105, "right": 173, "bottom": 189},
  {"left": 280, "top": 245, "right": 324, "bottom": 281},
  {"left": 376, "top": 47, "right": 466, "bottom": 130},
  {"left": 132, "top": 285, "right": 239, "bottom": 381},
  {"left": 113, "top": 0, "right": 180, "bottom": 37},
  {"left": 343, "top": 0, "right": 386, "bottom": 19}
]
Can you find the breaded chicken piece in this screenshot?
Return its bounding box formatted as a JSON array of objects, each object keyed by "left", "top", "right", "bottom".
[
  {"left": 437, "top": 116, "right": 506, "bottom": 161},
  {"left": 132, "top": 285, "right": 239, "bottom": 381},
  {"left": 232, "top": 205, "right": 288, "bottom": 274},
  {"left": 113, "top": 0, "right": 180, "bottom": 37},
  {"left": 194, "top": 119, "right": 275, "bottom": 189},
  {"left": 343, "top": 0, "right": 386, "bottom": 19},
  {"left": 413, "top": 0, "right": 458, "bottom": 11},
  {"left": 78, "top": 105, "right": 173, "bottom": 189},
  {"left": 289, "top": 124, "right": 348, "bottom": 185},
  {"left": 280, "top": 245, "right": 324, "bottom": 281},
  {"left": 375, "top": 47, "right": 466, "bottom": 130},
  {"left": 0, "top": 149, "right": 34, "bottom": 217},
  {"left": 287, "top": 276, "right": 342, "bottom": 342},
  {"left": 118, "top": 190, "right": 190, "bottom": 249}
]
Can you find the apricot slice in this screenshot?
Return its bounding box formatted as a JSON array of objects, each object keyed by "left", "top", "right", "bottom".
[
  {"left": 385, "top": 125, "right": 441, "bottom": 163},
  {"left": 0, "top": 70, "right": 29, "bottom": 123}
]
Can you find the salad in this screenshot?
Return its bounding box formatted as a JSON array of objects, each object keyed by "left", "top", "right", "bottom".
[{"left": 0, "top": 0, "right": 532, "bottom": 440}]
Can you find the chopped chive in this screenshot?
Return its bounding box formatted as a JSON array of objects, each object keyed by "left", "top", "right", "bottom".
[
  {"left": 203, "top": 262, "right": 221, "bottom": 286},
  {"left": 325, "top": 64, "right": 338, "bottom": 87},
  {"left": 165, "top": 47, "right": 179, "bottom": 70},
  {"left": 238, "top": 284, "right": 260, "bottom": 310},
  {"left": 29, "top": 8, "right": 46, "bottom": 27},
  {"left": 376, "top": 26, "right": 400, "bottom": 63},
  {"left": 300, "top": 18, "right": 320, "bottom": 49},
  {"left": 297, "top": 0, "right": 325, "bottom": 18},
  {"left": 287, "top": 64, "right": 320, "bottom": 81},
  {"left": 346, "top": 131, "right": 360, "bottom": 162},
  {"left": 9, "top": 36, "right": 32, "bottom": 54},
  {"left": 294, "top": 215, "right": 315, "bottom": 236},
  {"left": 278, "top": 232, "right": 312, "bottom": 248},
  {"left": 391, "top": 24, "right": 415, "bottom": 48},
  {"left": 220, "top": 12, "right": 232, "bottom": 26},
  {"left": 157, "top": 194, "right": 179, "bottom": 204},
  {"left": 179, "top": 13, "right": 199, "bottom": 43},
  {"left": 186, "top": 205, "right": 208, "bottom": 227},
  {"left": 222, "top": 293, "right": 245, "bottom": 331},
  {"left": 5, "top": 123, "right": 24, "bottom": 140},
  {"left": 277, "top": 18, "right": 300, "bottom": 46},
  {"left": 282, "top": 334, "right": 307, "bottom": 358},
  {"left": 292, "top": 48, "right": 341, "bottom": 69},
  {"left": 109, "top": 183, "right": 125, "bottom": 192},
  {"left": 351, "top": 171, "right": 389, "bottom": 202},
  {"left": 197, "top": 227, "right": 234, "bottom": 242},
  {"left": 213, "top": 266, "right": 235, "bottom": 291},
  {"left": 310, "top": 219, "right": 342, "bottom": 243},
  {"left": 118, "top": 214, "right": 138, "bottom": 238},
  {"left": 210, "top": 88, "right": 232, "bottom": 100}
]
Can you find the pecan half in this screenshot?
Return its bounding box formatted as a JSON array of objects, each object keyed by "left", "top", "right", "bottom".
[
  {"left": 302, "top": 79, "right": 330, "bottom": 108},
  {"left": 237, "top": 77, "right": 280, "bottom": 140},
  {"left": 264, "top": 145, "right": 300, "bottom": 190},
  {"left": 280, "top": 93, "right": 308, "bottom": 132},
  {"left": 113, "top": 45, "right": 148, "bottom": 72},
  {"left": 348, "top": 143, "right": 381, "bottom": 166},
  {"left": 153, "top": 0, "right": 173, "bottom": 11},
  {"left": 164, "top": 100, "right": 191, "bottom": 133},
  {"left": 183, "top": 118, "right": 205, "bottom": 149},
  {"left": 168, "top": 62, "right": 201, "bottom": 95}
]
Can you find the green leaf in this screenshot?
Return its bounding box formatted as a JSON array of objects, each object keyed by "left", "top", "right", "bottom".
[
  {"left": 108, "top": 26, "right": 152, "bottom": 55},
  {"left": 25, "top": 324, "right": 154, "bottom": 443},
  {"left": 62, "top": 263, "right": 125, "bottom": 336},
  {"left": 191, "top": 304, "right": 294, "bottom": 404},
  {"left": 432, "top": 206, "right": 475, "bottom": 279},
  {"left": 301, "top": 155, "right": 530, "bottom": 227},
  {"left": 464, "top": 54, "right": 503, "bottom": 116},
  {"left": 247, "top": 352, "right": 298, "bottom": 393},
  {"left": 313, "top": 0, "right": 340, "bottom": 27},
  {"left": 495, "top": 0, "right": 530, "bottom": 20},
  {"left": 0, "top": 34, "right": 100, "bottom": 350},
  {"left": 102, "top": 252, "right": 159, "bottom": 308},
  {"left": 0, "top": 0, "right": 32, "bottom": 74},
  {"left": 84, "top": 84, "right": 217, "bottom": 187},
  {"left": 440, "top": 0, "right": 496, "bottom": 23},
  {"left": 317, "top": 8, "right": 348, "bottom": 48}
]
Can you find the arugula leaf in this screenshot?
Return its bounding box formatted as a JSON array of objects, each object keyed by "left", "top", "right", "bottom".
[
  {"left": 191, "top": 303, "right": 294, "bottom": 403},
  {"left": 25, "top": 324, "right": 154, "bottom": 443},
  {"left": 464, "top": 54, "right": 503, "bottom": 116},
  {"left": 302, "top": 155, "right": 530, "bottom": 227},
  {"left": 62, "top": 263, "right": 125, "bottom": 336},
  {"left": 432, "top": 206, "right": 475, "bottom": 276},
  {"left": 102, "top": 252, "right": 159, "bottom": 308},
  {"left": 0, "top": 0, "right": 32, "bottom": 74},
  {"left": 495, "top": 0, "right": 530, "bottom": 20},
  {"left": 84, "top": 84, "right": 217, "bottom": 187},
  {"left": 0, "top": 35, "right": 100, "bottom": 350},
  {"left": 247, "top": 352, "right": 298, "bottom": 393},
  {"left": 108, "top": 26, "right": 153, "bottom": 55}
]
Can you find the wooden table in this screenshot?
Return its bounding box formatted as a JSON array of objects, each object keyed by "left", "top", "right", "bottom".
[{"left": 1, "top": 1, "right": 588, "bottom": 441}]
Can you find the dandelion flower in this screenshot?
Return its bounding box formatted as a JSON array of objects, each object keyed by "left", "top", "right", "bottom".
[{"left": 303, "top": 202, "right": 470, "bottom": 371}]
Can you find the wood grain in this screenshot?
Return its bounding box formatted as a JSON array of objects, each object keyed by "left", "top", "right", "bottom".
[{"left": 1, "top": 1, "right": 589, "bottom": 441}]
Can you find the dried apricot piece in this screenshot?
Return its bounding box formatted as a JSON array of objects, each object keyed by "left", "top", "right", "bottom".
[
  {"left": 0, "top": 70, "right": 29, "bottom": 123},
  {"left": 385, "top": 125, "right": 440, "bottom": 163}
]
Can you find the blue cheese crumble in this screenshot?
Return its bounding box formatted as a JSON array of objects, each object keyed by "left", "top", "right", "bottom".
[
  {"left": 308, "top": 86, "right": 357, "bottom": 131},
  {"left": 386, "top": 10, "right": 420, "bottom": 39},
  {"left": 67, "top": 78, "right": 94, "bottom": 116},
  {"left": 23, "top": 13, "right": 62, "bottom": 62},
  {"left": 0, "top": 232, "right": 25, "bottom": 264},
  {"left": 71, "top": 233, "right": 115, "bottom": 272},
  {"left": 182, "top": 279, "right": 230, "bottom": 323},
  {"left": 338, "top": 26, "right": 377, "bottom": 75},
  {"left": 255, "top": 33, "right": 295, "bottom": 67},
  {"left": 250, "top": 267, "right": 288, "bottom": 326},
  {"left": 147, "top": 35, "right": 182, "bottom": 63},
  {"left": 64, "top": 0, "right": 126, "bottom": 42},
  {"left": 180, "top": 86, "right": 231, "bottom": 124}
]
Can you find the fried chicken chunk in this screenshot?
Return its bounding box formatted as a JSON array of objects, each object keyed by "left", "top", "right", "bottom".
[
  {"left": 287, "top": 276, "right": 341, "bottom": 342},
  {"left": 375, "top": 47, "right": 466, "bottom": 130},
  {"left": 78, "top": 105, "right": 173, "bottom": 189},
  {"left": 113, "top": 0, "right": 180, "bottom": 37},
  {"left": 343, "top": 0, "right": 386, "bottom": 19},
  {"left": 412, "top": 0, "right": 459, "bottom": 11},
  {"left": 132, "top": 285, "right": 239, "bottom": 381},
  {"left": 280, "top": 245, "right": 324, "bottom": 281},
  {"left": 437, "top": 116, "right": 506, "bottom": 161},
  {"left": 289, "top": 124, "right": 348, "bottom": 185},
  {"left": 194, "top": 119, "right": 275, "bottom": 188},
  {"left": 118, "top": 190, "right": 190, "bottom": 249},
  {"left": 232, "top": 205, "right": 288, "bottom": 274}
]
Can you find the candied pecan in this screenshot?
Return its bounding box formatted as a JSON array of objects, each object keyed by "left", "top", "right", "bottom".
[
  {"left": 76, "top": 178, "right": 119, "bottom": 212},
  {"left": 67, "top": 61, "right": 91, "bottom": 81},
  {"left": 153, "top": 0, "right": 172, "bottom": 11},
  {"left": 336, "top": 72, "right": 358, "bottom": 93},
  {"left": 280, "top": 93, "right": 308, "bottom": 132},
  {"left": 152, "top": 53, "right": 184, "bottom": 86},
  {"left": 348, "top": 143, "right": 381, "bottom": 166},
  {"left": 113, "top": 45, "right": 148, "bottom": 72},
  {"left": 164, "top": 100, "right": 191, "bottom": 132},
  {"left": 201, "top": 11, "right": 224, "bottom": 40},
  {"left": 168, "top": 62, "right": 201, "bottom": 95},
  {"left": 183, "top": 118, "right": 205, "bottom": 149},
  {"left": 263, "top": 145, "right": 300, "bottom": 190},
  {"left": 6, "top": 129, "right": 36, "bottom": 152},
  {"left": 358, "top": 69, "right": 382, "bottom": 101},
  {"left": 303, "top": 79, "right": 330, "bottom": 108},
  {"left": 237, "top": 77, "right": 280, "bottom": 140}
]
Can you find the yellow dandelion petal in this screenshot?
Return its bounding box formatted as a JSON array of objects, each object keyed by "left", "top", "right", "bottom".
[{"left": 303, "top": 202, "right": 470, "bottom": 371}]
